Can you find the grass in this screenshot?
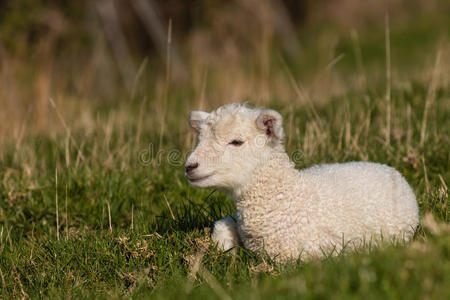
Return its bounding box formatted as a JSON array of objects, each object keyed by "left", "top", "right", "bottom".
[{"left": 1, "top": 6, "right": 450, "bottom": 299}]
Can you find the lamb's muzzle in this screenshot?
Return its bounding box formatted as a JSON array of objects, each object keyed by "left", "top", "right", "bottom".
[
  {"left": 185, "top": 162, "right": 198, "bottom": 175},
  {"left": 185, "top": 103, "right": 419, "bottom": 261}
]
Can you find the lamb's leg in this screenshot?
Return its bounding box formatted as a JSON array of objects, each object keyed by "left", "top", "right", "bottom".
[{"left": 211, "top": 214, "right": 240, "bottom": 251}]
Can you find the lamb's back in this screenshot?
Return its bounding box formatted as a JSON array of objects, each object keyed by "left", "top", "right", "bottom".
[{"left": 295, "top": 161, "right": 418, "bottom": 252}]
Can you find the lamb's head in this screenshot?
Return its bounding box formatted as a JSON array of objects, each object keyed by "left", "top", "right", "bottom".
[{"left": 185, "top": 103, "right": 285, "bottom": 191}]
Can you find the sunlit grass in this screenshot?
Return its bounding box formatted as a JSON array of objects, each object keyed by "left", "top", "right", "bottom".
[{"left": 0, "top": 4, "right": 449, "bottom": 298}]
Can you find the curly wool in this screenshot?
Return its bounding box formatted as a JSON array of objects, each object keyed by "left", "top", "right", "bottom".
[
  {"left": 186, "top": 103, "right": 419, "bottom": 261},
  {"left": 235, "top": 155, "right": 419, "bottom": 260}
]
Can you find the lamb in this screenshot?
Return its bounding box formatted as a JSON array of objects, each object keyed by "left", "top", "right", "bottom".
[{"left": 185, "top": 103, "right": 419, "bottom": 261}]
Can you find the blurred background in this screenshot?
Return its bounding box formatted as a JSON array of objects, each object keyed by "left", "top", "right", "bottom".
[{"left": 0, "top": 0, "right": 448, "bottom": 146}]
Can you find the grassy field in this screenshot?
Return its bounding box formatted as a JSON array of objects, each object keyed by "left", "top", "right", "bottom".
[{"left": 1, "top": 3, "right": 450, "bottom": 299}]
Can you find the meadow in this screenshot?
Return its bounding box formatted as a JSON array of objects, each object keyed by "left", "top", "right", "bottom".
[{"left": 0, "top": 1, "right": 449, "bottom": 298}]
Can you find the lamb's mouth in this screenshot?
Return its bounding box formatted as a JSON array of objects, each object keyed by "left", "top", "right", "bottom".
[{"left": 187, "top": 173, "right": 213, "bottom": 182}]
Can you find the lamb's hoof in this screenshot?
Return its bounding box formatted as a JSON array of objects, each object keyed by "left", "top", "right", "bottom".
[{"left": 211, "top": 216, "right": 240, "bottom": 251}]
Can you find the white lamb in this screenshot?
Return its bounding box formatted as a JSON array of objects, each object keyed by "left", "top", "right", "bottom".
[{"left": 185, "top": 103, "right": 419, "bottom": 261}]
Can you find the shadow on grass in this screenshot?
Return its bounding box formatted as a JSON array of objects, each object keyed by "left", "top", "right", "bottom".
[{"left": 154, "top": 190, "right": 235, "bottom": 234}]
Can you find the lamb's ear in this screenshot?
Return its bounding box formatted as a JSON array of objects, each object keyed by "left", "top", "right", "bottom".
[
  {"left": 189, "top": 111, "right": 210, "bottom": 131},
  {"left": 255, "top": 109, "right": 284, "bottom": 140}
]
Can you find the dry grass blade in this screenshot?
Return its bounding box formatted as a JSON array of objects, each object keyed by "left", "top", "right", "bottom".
[
  {"left": 107, "top": 201, "right": 112, "bottom": 233},
  {"left": 420, "top": 50, "right": 442, "bottom": 147},
  {"left": 422, "top": 156, "right": 430, "bottom": 195},
  {"left": 65, "top": 184, "right": 69, "bottom": 241},
  {"left": 163, "top": 194, "right": 176, "bottom": 221},
  {"left": 55, "top": 168, "right": 59, "bottom": 242},
  {"left": 131, "top": 203, "right": 134, "bottom": 231},
  {"left": 438, "top": 174, "right": 448, "bottom": 191},
  {"left": 10, "top": 257, "right": 28, "bottom": 299},
  {"left": 279, "top": 55, "right": 322, "bottom": 128},
  {"left": 199, "top": 266, "right": 232, "bottom": 300},
  {"left": 385, "top": 13, "right": 391, "bottom": 147},
  {"left": 185, "top": 251, "right": 205, "bottom": 293},
  {"left": 48, "top": 98, "right": 85, "bottom": 163},
  {"left": 0, "top": 265, "right": 6, "bottom": 290},
  {"left": 132, "top": 57, "right": 149, "bottom": 98}
]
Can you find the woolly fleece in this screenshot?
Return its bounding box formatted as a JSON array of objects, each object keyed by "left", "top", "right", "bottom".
[{"left": 185, "top": 103, "right": 419, "bottom": 261}]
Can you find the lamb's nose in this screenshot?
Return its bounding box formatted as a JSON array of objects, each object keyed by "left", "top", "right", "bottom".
[{"left": 185, "top": 163, "right": 199, "bottom": 174}]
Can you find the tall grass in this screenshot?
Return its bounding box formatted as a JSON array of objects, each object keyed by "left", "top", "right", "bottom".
[{"left": 0, "top": 1, "right": 449, "bottom": 298}]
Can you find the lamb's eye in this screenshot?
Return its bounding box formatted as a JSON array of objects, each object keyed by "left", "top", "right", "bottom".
[{"left": 229, "top": 139, "right": 244, "bottom": 146}]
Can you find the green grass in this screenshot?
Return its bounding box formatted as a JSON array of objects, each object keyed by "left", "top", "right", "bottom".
[
  {"left": 1, "top": 12, "right": 450, "bottom": 299},
  {"left": 1, "top": 84, "right": 449, "bottom": 298}
]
